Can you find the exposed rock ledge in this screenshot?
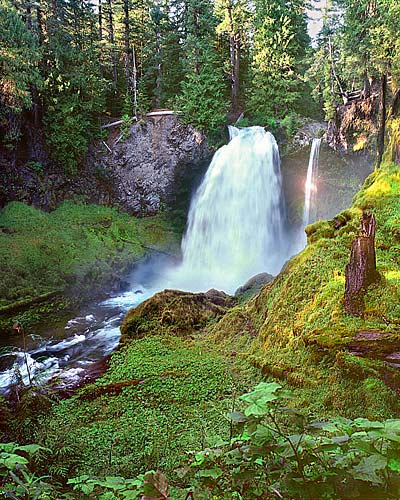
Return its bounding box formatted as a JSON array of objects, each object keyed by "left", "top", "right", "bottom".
[
  {"left": 96, "top": 114, "right": 212, "bottom": 215},
  {"left": 0, "top": 115, "right": 212, "bottom": 216}
]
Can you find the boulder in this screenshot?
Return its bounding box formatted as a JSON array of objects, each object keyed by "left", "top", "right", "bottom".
[
  {"left": 235, "top": 272, "right": 274, "bottom": 299},
  {"left": 120, "top": 288, "right": 236, "bottom": 340}
]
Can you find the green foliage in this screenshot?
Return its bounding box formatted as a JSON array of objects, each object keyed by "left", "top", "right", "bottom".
[
  {"left": 37, "top": 335, "right": 253, "bottom": 481},
  {"left": 247, "top": 0, "right": 309, "bottom": 120},
  {"left": 0, "top": 442, "right": 59, "bottom": 499},
  {"left": 43, "top": 47, "right": 106, "bottom": 174},
  {"left": 0, "top": 202, "right": 180, "bottom": 324},
  {"left": 188, "top": 382, "right": 400, "bottom": 499},
  {"left": 0, "top": 0, "right": 42, "bottom": 145},
  {"left": 281, "top": 112, "right": 303, "bottom": 138},
  {"left": 120, "top": 114, "right": 134, "bottom": 141},
  {"left": 177, "top": 49, "right": 229, "bottom": 134}
]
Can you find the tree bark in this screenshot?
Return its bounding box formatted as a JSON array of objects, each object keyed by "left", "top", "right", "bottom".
[
  {"left": 132, "top": 45, "right": 138, "bottom": 118},
  {"left": 233, "top": 36, "right": 240, "bottom": 107},
  {"left": 106, "top": 0, "right": 118, "bottom": 86},
  {"left": 99, "top": 0, "right": 103, "bottom": 41},
  {"left": 376, "top": 73, "right": 387, "bottom": 168},
  {"left": 123, "top": 0, "right": 131, "bottom": 84},
  {"left": 344, "top": 212, "right": 379, "bottom": 317},
  {"left": 227, "top": 2, "right": 239, "bottom": 109}
]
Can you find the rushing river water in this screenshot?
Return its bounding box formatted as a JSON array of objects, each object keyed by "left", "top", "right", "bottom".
[
  {"left": 0, "top": 256, "right": 167, "bottom": 393},
  {"left": 0, "top": 127, "right": 306, "bottom": 393}
]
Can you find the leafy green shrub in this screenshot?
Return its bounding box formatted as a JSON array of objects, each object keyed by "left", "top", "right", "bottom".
[
  {"left": 120, "top": 114, "right": 134, "bottom": 141},
  {"left": 0, "top": 442, "right": 58, "bottom": 499},
  {"left": 187, "top": 382, "right": 400, "bottom": 499},
  {"left": 281, "top": 112, "right": 303, "bottom": 138}
]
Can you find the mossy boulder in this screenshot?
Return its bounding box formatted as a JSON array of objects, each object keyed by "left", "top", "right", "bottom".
[
  {"left": 121, "top": 289, "right": 236, "bottom": 341},
  {"left": 234, "top": 272, "right": 274, "bottom": 301}
]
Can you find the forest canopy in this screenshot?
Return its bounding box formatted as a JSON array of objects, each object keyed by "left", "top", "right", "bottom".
[{"left": 0, "top": 0, "right": 400, "bottom": 169}]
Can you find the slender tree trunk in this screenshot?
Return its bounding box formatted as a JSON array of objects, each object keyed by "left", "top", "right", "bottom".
[
  {"left": 362, "top": 72, "right": 371, "bottom": 99},
  {"left": 132, "top": 45, "right": 138, "bottom": 118},
  {"left": 99, "top": 0, "right": 103, "bottom": 41},
  {"left": 123, "top": 0, "right": 131, "bottom": 84},
  {"left": 106, "top": 0, "right": 118, "bottom": 86},
  {"left": 155, "top": 22, "right": 162, "bottom": 108},
  {"left": 233, "top": 36, "right": 240, "bottom": 107},
  {"left": 328, "top": 36, "right": 343, "bottom": 103},
  {"left": 227, "top": 2, "right": 239, "bottom": 109},
  {"left": 344, "top": 212, "right": 379, "bottom": 317},
  {"left": 377, "top": 73, "right": 387, "bottom": 168}
]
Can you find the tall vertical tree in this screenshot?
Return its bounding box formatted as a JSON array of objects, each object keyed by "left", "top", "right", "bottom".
[
  {"left": 216, "top": 0, "right": 250, "bottom": 110},
  {"left": 247, "top": 0, "right": 309, "bottom": 120}
]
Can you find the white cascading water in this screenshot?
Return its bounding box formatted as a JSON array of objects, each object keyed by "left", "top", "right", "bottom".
[
  {"left": 166, "top": 126, "right": 289, "bottom": 294},
  {"left": 302, "top": 138, "right": 322, "bottom": 228},
  {"left": 0, "top": 126, "right": 291, "bottom": 392}
]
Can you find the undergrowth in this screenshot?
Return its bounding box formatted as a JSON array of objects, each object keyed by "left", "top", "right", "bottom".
[
  {"left": 0, "top": 201, "right": 181, "bottom": 329},
  {"left": 35, "top": 335, "right": 258, "bottom": 482}
]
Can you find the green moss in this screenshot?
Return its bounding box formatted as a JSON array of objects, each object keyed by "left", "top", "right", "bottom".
[
  {"left": 204, "top": 156, "right": 400, "bottom": 419},
  {"left": 121, "top": 289, "right": 235, "bottom": 340},
  {"left": 0, "top": 201, "right": 181, "bottom": 330},
  {"left": 38, "top": 335, "right": 258, "bottom": 480}
]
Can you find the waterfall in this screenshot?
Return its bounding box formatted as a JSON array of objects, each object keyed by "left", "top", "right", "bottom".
[
  {"left": 303, "top": 138, "right": 322, "bottom": 228},
  {"left": 166, "top": 126, "right": 289, "bottom": 294}
]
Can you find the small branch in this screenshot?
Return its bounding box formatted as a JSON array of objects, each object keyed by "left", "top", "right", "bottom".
[{"left": 102, "top": 141, "right": 112, "bottom": 153}]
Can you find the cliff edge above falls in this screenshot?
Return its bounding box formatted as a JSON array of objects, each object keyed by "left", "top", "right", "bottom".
[
  {"left": 0, "top": 114, "right": 212, "bottom": 216},
  {"left": 95, "top": 114, "right": 211, "bottom": 215}
]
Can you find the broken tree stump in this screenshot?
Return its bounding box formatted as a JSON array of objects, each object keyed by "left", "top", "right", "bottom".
[{"left": 344, "top": 212, "right": 380, "bottom": 317}]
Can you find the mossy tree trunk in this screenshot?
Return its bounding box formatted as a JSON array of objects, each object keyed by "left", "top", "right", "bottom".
[{"left": 344, "top": 212, "right": 380, "bottom": 317}]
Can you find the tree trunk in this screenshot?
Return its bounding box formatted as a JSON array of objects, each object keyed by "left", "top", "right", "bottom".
[
  {"left": 376, "top": 73, "right": 387, "bottom": 168},
  {"left": 344, "top": 212, "right": 379, "bottom": 317},
  {"left": 155, "top": 22, "right": 162, "bottom": 108},
  {"left": 132, "top": 45, "right": 138, "bottom": 118},
  {"left": 227, "top": 2, "right": 239, "bottom": 109},
  {"left": 106, "top": 0, "right": 118, "bottom": 86},
  {"left": 233, "top": 36, "right": 240, "bottom": 108},
  {"left": 99, "top": 0, "right": 103, "bottom": 41},
  {"left": 123, "top": 0, "right": 131, "bottom": 84}
]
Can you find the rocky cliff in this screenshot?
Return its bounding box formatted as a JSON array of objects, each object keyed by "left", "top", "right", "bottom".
[
  {"left": 0, "top": 115, "right": 212, "bottom": 216},
  {"left": 97, "top": 114, "right": 211, "bottom": 215}
]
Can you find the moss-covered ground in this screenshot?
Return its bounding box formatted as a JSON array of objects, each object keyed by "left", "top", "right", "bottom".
[
  {"left": 0, "top": 201, "right": 181, "bottom": 331},
  {"left": 35, "top": 335, "right": 258, "bottom": 482},
  {"left": 208, "top": 157, "right": 400, "bottom": 420}
]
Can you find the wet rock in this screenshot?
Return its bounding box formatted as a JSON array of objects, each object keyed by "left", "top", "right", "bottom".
[
  {"left": 120, "top": 288, "right": 236, "bottom": 340},
  {"left": 1, "top": 115, "right": 212, "bottom": 216},
  {"left": 289, "top": 120, "right": 327, "bottom": 152},
  {"left": 235, "top": 272, "right": 274, "bottom": 298},
  {"left": 0, "top": 354, "right": 18, "bottom": 372},
  {"left": 100, "top": 115, "right": 212, "bottom": 215}
]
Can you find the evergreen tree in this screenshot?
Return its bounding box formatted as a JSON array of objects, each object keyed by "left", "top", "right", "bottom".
[
  {"left": 247, "top": 0, "right": 309, "bottom": 121},
  {"left": 0, "top": 0, "right": 42, "bottom": 146}
]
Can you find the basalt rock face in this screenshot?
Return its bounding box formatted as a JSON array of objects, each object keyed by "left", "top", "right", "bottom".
[
  {"left": 0, "top": 115, "right": 211, "bottom": 215},
  {"left": 120, "top": 288, "right": 236, "bottom": 341},
  {"left": 96, "top": 115, "right": 212, "bottom": 215}
]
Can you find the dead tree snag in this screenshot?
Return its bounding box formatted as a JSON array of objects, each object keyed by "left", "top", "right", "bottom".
[{"left": 344, "top": 212, "right": 380, "bottom": 317}]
